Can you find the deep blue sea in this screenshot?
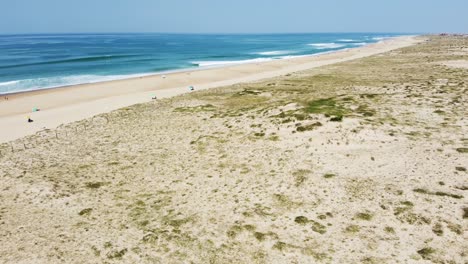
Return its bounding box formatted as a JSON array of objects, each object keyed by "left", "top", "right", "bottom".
[{"left": 0, "top": 33, "right": 405, "bottom": 94}]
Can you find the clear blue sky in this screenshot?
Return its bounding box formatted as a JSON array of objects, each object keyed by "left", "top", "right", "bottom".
[{"left": 1, "top": 0, "right": 466, "bottom": 34}]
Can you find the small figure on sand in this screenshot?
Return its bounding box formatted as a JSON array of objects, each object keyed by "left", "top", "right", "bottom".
[
  {"left": 32, "top": 107, "right": 40, "bottom": 112},
  {"left": 189, "top": 86, "right": 195, "bottom": 91},
  {"left": 27, "top": 116, "right": 33, "bottom": 123},
  {"left": 151, "top": 94, "right": 157, "bottom": 100}
]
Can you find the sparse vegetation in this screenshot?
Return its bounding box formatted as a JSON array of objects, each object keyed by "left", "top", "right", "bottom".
[
  {"left": 296, "top": 122, "right": 322, "bottom": 132},
  {"left": 355, "top": 212, "right": 373, "bottom": 221},
  {"left": 1, "top": 36, "right": 467, "bottom": 263},
  {"left": 293, "top": 169, "right": 310, "bottom": 187},
  {"left": 345, "top": 225, "right": 360, "bottom": 233},
  {"left": 413, "top": 188, "right": 463, "bottom": 199},
  {"left": 384, "top": 226, "right": 395, "bottom": 234},
  {"left": 417, "top": 247, "right": 435, "bottom": 260},
  {"left": 78, "top": 208, "right": 93, "bottom": 216},
  {"left": 456, "top": 148, "right": 468, "bottom": 153}
]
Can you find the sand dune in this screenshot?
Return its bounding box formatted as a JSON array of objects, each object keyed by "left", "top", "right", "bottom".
[{"left": 0, "top": 36, "right": 467, "bottom": 263}]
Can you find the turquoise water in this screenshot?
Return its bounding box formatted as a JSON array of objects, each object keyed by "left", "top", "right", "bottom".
[{"left": 0, "top": 33, "right": 405, "bottom": 94}]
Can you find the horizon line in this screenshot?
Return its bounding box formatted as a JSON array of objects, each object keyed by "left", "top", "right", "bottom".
[{"left": 0, "top": 31, "right": 427, "bottom": 36}]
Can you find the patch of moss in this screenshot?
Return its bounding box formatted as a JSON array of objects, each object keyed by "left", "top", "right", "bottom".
[
  {"left": 345, "top": 225, "right": 360, "bottom": 233},
  {"left": 85, "top": 182, "right": 105, "bottom": 189},
  {"left": 142, "top": 233, "right": 159, "bottom": 244},
  {"left": 413, "top": 188, "right": 429, "bottom": 194},
  {"left": 323, "top": 173, "right": 336, "bottom": 179},
  {"left": 329, "top": 115, "right": 343, "bottom": 122},
  {"left": 311, "top": 220, "right": 327, "bottom": 234},
  {"left": 243, "top": 224, "right": 256, "bottom": 231},
  {"left": 296, "top": 122, "right": 322, "bottom": 132},
  {"left": 401, "top": 201, "right": 414, "bottom": 207},
  {"left": 294, "top": 216, "right": 309, "bottom": 224},
  {"left": 78, "top": 208, "right": 93, "bottom": 216},
  {"left": 272, "top": 241, "right": 287, "bottom": 251},
  {"left": 293, "top": 169, "right": 310, "bottom": 187},
  {"left": 268, "top": 135, "right": 280, "bottom": 141},
  {"left": 455, "top": 166, "right": 466, "bottom": 172},
  {"left": 413, "top": 187, "right": 463, "bottom": 199},
  {"left": 417, "top": 247, "right": 435, "bottom": 260},
  {"left": 253, "top": 232, "right": 266, "bottom": 241},
  {"left": 107, "top": 248, "right": 127, "bottom": 259},
  {"left": 91, "top": 245, "right": 100, "bottom": 256},
  {"left": 447, "top": 222, "right": 462, "bottom": 235},
  {"left": 384, "top": 226, "right": 395, "bottom": 234},
  {"left": 355, "top": 212, "right": 373, "bottom": 221},
  {"left": 434, "top": 191, "right": 463, "bottom": 199},
  {"left": 103, "top": 242, "right": 112, "bottom": 248},
  {"left": 305, "top": 98, "right": 347, "bottom": 117},
  {"left": 456, "top": 148, "right": 468, "bottom": 153},
  {"left": 432, "top": 223, "right": 444, "bottom": 236},
  {"left": 273, "top": 193, "right": 301, "bottom": 208},
  {"left": 227, "top": 225, "right": 243, "bottom": 239}
]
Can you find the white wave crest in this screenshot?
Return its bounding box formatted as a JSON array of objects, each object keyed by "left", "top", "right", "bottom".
[
  {"left": 308, "top": 43, "right": 345, "bottom": 49},
  {"left": 337, "top": 39, "right": 356, "bottom": 42},
  {"left": 193, "top": 58, "right": 274, "bottom": 67},
  {"left": 0, "top": 80, "right": 19, "bottom": 86},
  {"left": 256, "top": 50, "right": 292, "bottom": 56},
  {"left": 0, "top": 73, "right": 154, "bottom": 94}
]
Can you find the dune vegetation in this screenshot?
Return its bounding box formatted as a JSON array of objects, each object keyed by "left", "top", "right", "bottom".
[{"left": 0, "top": 36, "right": 467, "bottom": 263}]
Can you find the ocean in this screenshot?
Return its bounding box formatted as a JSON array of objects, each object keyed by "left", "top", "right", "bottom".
[{"left": 0, "top": 33, "right": 405, "bottom": 94}]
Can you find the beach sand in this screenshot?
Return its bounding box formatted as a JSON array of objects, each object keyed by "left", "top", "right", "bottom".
[
  {"left": 0, "top": 36, "right": 419, "bottom": 143},
  {"left": 0, "top": 35, "right": 467, "bottom": 263}
]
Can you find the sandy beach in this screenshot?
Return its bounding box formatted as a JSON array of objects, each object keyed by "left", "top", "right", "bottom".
[
  {"left": 0, "top": 36, "right": 419, "bottom": 143},
  {"left": 1, "top": 35, "right": 467, "bottom": 263}
]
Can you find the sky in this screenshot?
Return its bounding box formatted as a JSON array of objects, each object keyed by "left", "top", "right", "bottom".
[{"left": 0, "top": 0, "right": 467, "bottom": 34}]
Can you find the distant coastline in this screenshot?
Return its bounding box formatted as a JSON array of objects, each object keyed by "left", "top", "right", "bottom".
[{"left": 0, "top": 33, "right": 407, "bottom": 95}]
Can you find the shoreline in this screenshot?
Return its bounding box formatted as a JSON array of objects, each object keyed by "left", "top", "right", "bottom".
[
  {"left": 0, "top": 35, "right": 421, "bottom": 143},
  {"left": 0, "top": 45, "right": 368, "bottom": 97}
]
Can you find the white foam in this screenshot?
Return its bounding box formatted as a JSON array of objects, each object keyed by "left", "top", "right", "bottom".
[
  {"left": 278, "top": 54, "right": 310, "bottom": 60},
  {"left": 256, "top": 50, "right": 292, "bottom": 56},
  {"left": 338, "top": 39, "right": 356, "bottom": 42},
  {"left": 308, "top": 43, "right": 345, "bottom": 49},
  {"left": 0, "top": 73, "right": 155, "bottom": 94},
  {"left": 352, "top": 42, "right": 368, "bottom": 46},
  {"left": 193, "top": 58, "right": 274, "bottom": 67},
  {"left": 0, "top": 80, "right": 19, "bottom": 86}
]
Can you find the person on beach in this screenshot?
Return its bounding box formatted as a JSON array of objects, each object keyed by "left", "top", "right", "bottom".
[{"left": 27, "top": 116, "right": 33, "bottom": 123}]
